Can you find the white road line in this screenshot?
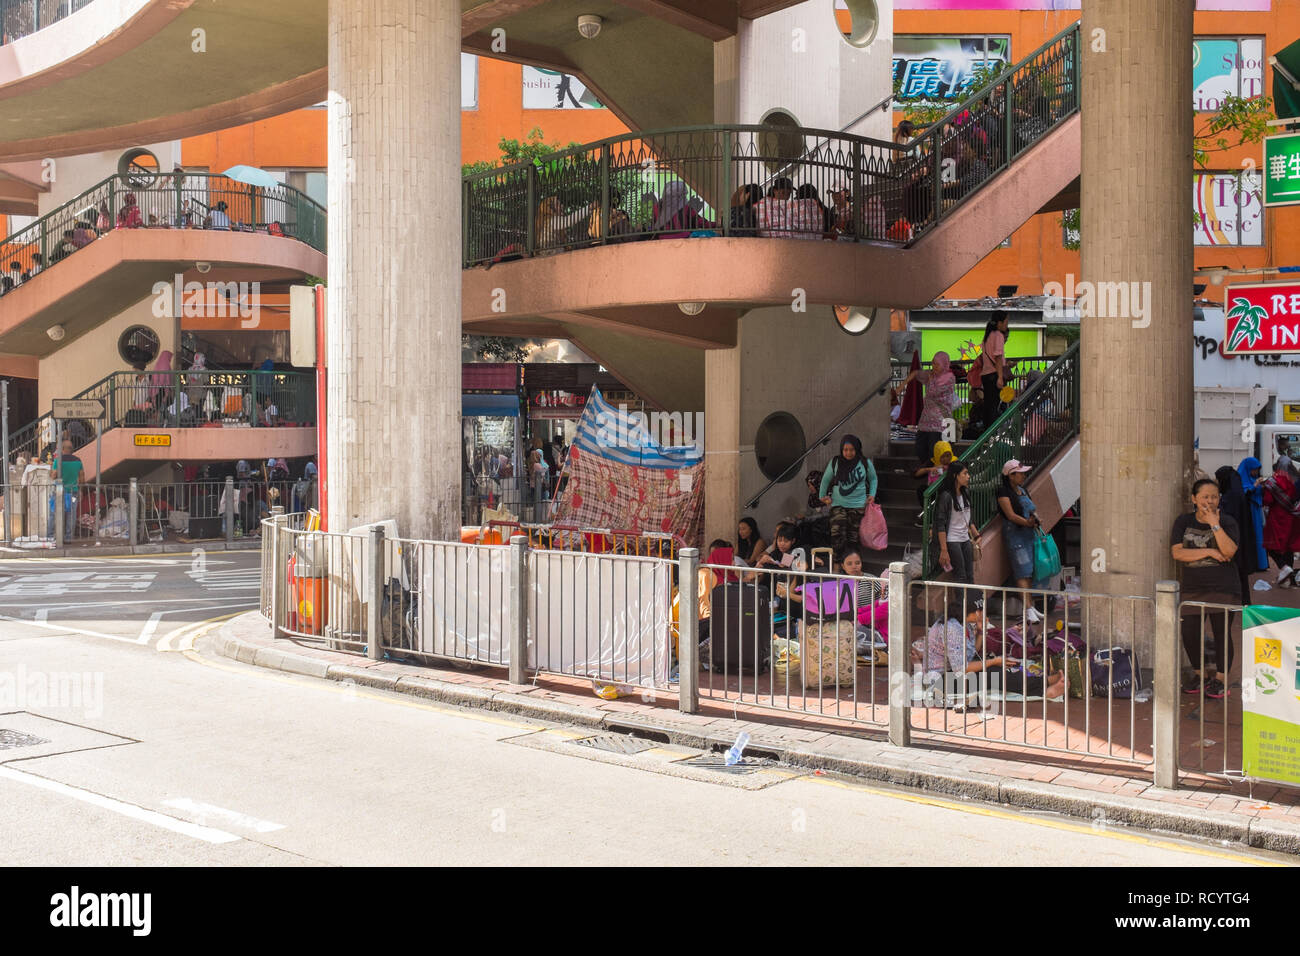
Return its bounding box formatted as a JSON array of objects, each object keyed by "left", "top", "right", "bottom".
[
  {"left": 0, "top": 766, "right": 240, "bottom": 844},
  {"left": 161, "top": 798, "right": 284, "bottom": 834},
  {"left": 0, "top": 614, "right": 149, "bottom": 645},
  {"left": 137, "top": 611, "right": 165, "bottom": 646}
]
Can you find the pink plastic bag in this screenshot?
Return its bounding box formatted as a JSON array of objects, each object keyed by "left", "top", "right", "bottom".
[
  {"left": 857, "top": 598, "right": 889, "bottom": 638},
  {"left": 859, "top": 503, "right": 888, "bottom": 551}
]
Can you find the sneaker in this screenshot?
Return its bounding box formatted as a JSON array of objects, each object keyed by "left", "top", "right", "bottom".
[
  {"left": 1276, "top": 565, "right": 1294, "bottom": 585},
  {"left": 1182, "top": 674, "right": 1202, "bottom": 695},
  {"left": 1205, "top": 679, "right": 1227, "bottom": 700}
]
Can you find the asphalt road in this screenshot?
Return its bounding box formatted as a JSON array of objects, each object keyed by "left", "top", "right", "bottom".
[{"left": 0, "top": 553, "right": 1290, "bottom": 866}]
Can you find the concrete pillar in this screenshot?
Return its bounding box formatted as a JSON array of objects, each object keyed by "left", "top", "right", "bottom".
[
  {"left": 704, "top": 345, "right": 742, "bottom": 548},
  {"left": 1080, "top": 0, "right": 1194, "bottom": 604},
  {"left": 327, "top": 0, "right": 461, "bottom": 538}
]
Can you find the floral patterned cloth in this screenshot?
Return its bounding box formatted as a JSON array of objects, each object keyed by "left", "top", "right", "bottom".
[{"left": 916, "top": 369, "right": 957, "bottom": 433}]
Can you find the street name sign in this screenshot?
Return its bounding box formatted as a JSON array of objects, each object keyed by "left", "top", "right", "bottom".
[{"left": 51, "top": 399, "right": 105, "bottom": 420}]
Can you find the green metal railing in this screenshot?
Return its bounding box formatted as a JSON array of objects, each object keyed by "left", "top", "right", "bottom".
[
  {"left": 0, "top": 0, "right": 94, "bottom": 46},
  {"left": 920, "top": 341, "right": 1080, "bottom": 578},
  {"left": 891, "top": 354, "right": 1058, "bottom": 429},
  {"left": 9, "top": 369, "right": 317, "bottom": 464},
  {"left": 462, "top": 21, "right": 1080, "bottom": 266},
  {"left": 0, "top": 171, "right": 326, "bottom": 282}
]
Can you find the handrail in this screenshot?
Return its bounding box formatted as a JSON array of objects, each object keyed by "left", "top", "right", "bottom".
[
  {"left": 0, "top": 0, "right": 95, "bottom": 46},
  {"left": 919, "top": 341, "right": 1081, "bottom": 578},
  {"left": 7, "top": 369, "right": 317, "bottom": 466},
  {"left": 0, "top": 170, "right": 327, "bottom": 285},
  {"left": 745, "top": 370, "right": 893, "bottom": 510},
  {"left": 462, "top": 21, "right": 1080, "bottom": 266}
]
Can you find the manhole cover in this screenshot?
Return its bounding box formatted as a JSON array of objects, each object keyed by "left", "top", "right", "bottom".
[
  {"left": 678, "top": 753, "right": 769, "bottom": 775},
  {"left": 569, "top": 734, "right": 657, "bottom": 756},
  {"left": 0, "top": 729, "right": 51, "bottom": 750}
]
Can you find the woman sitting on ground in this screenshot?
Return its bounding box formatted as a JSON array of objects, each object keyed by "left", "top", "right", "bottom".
[{"left": 736, "top": 516, "right": 766, "bottom": 567}]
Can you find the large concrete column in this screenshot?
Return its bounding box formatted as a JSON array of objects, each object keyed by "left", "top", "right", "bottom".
[
  {"left": 1080, "top": 1, "right": 1194, "bottom": 602},
  {"left": 327, "top": 0, "right": 461, "bottom": 537}
]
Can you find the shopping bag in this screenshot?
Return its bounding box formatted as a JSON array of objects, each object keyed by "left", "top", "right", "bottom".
[
  {"left": 1090, "top": 647, "right": 1143, "bottom": 700},
  {"left": 1032, "top": 527, "right": 1061, "bottom": 580},
  {"left": 859, "top": 502, "right": 889, "bottom": 551}
]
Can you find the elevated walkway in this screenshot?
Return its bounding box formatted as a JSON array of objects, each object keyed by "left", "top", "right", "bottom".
[
  {"left": 12, "top": 368, "right": 316, "bottom": 480},
  {"left": 0, "top": 172, "right": 325, "bottom": 355}
]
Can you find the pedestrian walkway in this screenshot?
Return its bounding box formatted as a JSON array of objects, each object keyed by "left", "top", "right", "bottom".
[{"left": 211, "top": 611, "right": 1300, "bottom": 855}]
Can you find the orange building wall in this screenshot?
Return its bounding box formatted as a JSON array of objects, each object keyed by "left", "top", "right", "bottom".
[
  {"left": 180, "top": 57, "right": 629, "bottom": 174},
  {"left": 896, "top": 6, "right": 1300, "bottom": 300}
]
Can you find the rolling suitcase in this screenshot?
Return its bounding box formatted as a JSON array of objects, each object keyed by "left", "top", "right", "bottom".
[{"left": 708, "top": 581, "right": 772, "bottom": 675}]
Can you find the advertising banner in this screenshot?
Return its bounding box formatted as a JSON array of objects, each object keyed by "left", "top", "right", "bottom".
[
  {"left": 1264, "top": 132, "right": 1300, "bottom": 207},
  {"left": 1223, "top": 282, "right": 1300, "bottom": 354},
  {"left": 522, "top": 66, "right": 604, "bottom": 109},
  {"left": 1242, "top": 605, "right": 1300, "bottom": 787},
  {"left": 895, "top": 1, "right": 1269, "bottom": 9},
  {"left": 894, "top": 35, "right": 1011, "bottom": 102},
  {"left": 1194, "top": 172, "right": 1263, "bottom": 247}
]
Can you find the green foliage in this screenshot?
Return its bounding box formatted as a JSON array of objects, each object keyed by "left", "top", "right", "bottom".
[
  {"left": 462, "top": 335, "right": 529, "bottom": 362},
  {"left": 461, "top": 128, "right": 586, "bottom": 176}
]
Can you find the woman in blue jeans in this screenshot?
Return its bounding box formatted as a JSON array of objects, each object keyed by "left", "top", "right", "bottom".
[{"left": 997, "top": 459, "right": 1041, "bottom": 589}]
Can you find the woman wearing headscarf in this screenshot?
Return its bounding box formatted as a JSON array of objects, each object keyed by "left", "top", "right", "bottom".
[
  {"left": 818, "top": 434, "right": 877, "bottom": 560},
  {"left": 147, "top": 350, "right": 173, "bottom": 414},
  {"left": 912, "top": 439, "right": 954, "bottom": 525},
  {"left": 903, "top": 350, "right": 957, "bottom": 467},
  {"left": 1262, "top": 456, "right": 1300, "bottom": 587},
  {"left": 1237, "top": 456, "right": 1267, "bottom": 584},
  {"left": 1216, "top": 462, "right": 1252, "bottom": 598},
  {"left": 652, "top": 181, "right": 712, "bottom": 239}
]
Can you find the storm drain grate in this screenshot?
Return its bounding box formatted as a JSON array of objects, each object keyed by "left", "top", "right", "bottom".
[
  {"left": 0, "top": 729, "right": 51, "bottom": 750},
  {"left": 569, "top": 734, "right": 657, "bottom": 756},
  {"left": 678, "top": 753, "right": 769, "bottom": 775}
]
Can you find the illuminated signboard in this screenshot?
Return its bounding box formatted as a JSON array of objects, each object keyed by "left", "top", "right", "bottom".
[
  {"left": 1194, "top": 171, "right": 1263, "bottom": 247},
  {"left": 522, "top": 67, "right": 604, "bottom": 109},
  {"left": 893, "top": 35, "right": 1011, "bottom": 103},
  {"left": 1224, "top": 283, "right": 1300, "bottom": 354}
]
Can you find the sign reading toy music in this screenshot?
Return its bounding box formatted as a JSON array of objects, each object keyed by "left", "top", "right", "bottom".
[
  {"left": 1242, "top": 606, "right": 1300, "bottom": 787},
  {"left": 1264, "top": 133, "right": 1300, "bottom": 207},
  {"left": 1223, "top": 283, "right": 1300, "bottom": 354}
]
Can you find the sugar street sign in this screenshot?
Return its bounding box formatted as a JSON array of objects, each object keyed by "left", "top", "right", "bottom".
[
  {"left": 51, "top": 398, "right": 105, "bottom": 420},
  {"left": 1264, "top": 132, "right": 1300, "bottom": 207}
]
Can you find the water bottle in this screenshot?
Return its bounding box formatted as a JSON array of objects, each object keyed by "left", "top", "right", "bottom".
[{"left": 724, "top": 731, "right": 750, "bottom": 767}]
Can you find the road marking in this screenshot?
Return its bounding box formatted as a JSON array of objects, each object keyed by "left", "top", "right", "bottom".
[
  {"left": 138, "top": 612, "right": 165, "bottom": 646},
  {"left": 0, "top": 765, "right": 240, "bottom": 844},
  {"left": 157, "top": 611, "right": 247, "bottom": 652},
  {"left": 0, "top": 613, "right": 150, "bottom": 645},
  {"left": 161, "top": 798, "right": 284, "bottom": 834},
  {"left": 804, "top": 775, "right": 1286, "bottom": 866}
]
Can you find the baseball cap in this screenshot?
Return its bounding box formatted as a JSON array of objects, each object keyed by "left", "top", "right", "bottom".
[{"left": 1002, "top": 459, "right": 1031, "bottom": 476}]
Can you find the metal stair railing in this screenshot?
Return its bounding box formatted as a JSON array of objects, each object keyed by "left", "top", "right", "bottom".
[
  {"left": 461, "top": 20, "right": 1080, "bottom": 266},
  {"left": 746, "top": 370, "right": 893, "bottom": 510},
  {"left": 920, "top": 341, "right": 1080, "bottom": 578},
  {"left": 0, "top": 171, "right": 326, "bottom": 286}
]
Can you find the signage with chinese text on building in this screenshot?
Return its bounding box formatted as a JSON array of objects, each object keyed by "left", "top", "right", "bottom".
[
  {"left": 1223, "top": 282, "right": 1300, "bottom": 354},
  {"left": 1242, "top": 606, "right": 1300, "bottom": 787},
  {"left": 133, "top": 435, "right": 172, "bottom": 447},
  {"left": 1264, "top": 132, "right": 1300, "bottom": 207}
]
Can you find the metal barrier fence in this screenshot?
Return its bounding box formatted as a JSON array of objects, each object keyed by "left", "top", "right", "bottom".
[
  {"left": 905, "top": 578, "right": 1154, "bottom": 765},
  {"left": 0, "top": 477, "right": 311, "bottom": 547},
  {"left": 695, "top": 560, "right": 890, "bottom": 727},
  {"left": 1178, "top": 600, "right": 1245, "bottom": 783},
  {"left": 486, "top": 521, "right": 679, "bottom": 560},
  {"left": 255, "top": 522, "right": 1288, "bottom": 791},
  {"left": 462, "top": 22, "right": 1079, "bottom": 265},
  {"left": 0, "top": 171, "right": 326, "bottom": 283},
  {"left": 9, "top": 369, "right": 316, "bottom": 465},
  {"left": 0, "top": 0, "right": 93, "bottom": 45}
]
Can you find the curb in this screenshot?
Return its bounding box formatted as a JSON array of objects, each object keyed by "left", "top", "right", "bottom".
[{"left": 207, "top": 623, "right": 1300, "bottom": 857}]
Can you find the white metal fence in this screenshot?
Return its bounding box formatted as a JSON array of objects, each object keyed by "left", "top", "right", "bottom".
[{"left": 257, "top": 519, "right": 1287, "bottom": 791}]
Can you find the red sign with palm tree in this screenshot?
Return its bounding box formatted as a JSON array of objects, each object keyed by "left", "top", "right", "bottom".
[{"left": 1224, "top": 283, "right": 1300, "bottom": 354}]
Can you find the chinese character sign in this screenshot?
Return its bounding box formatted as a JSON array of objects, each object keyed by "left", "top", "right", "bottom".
[
  {"left": 1264, "top": 133, "right": 1300, "bottom": 208},
  {"left": 1241, "top": 606, "right": 1300, "bottom": 787},
  {"left": 1223, "top": 283, "right": 1300, "bottom": 354},
  {"left": 892, "top": 36, "right": 1011, "bottom": 103}
]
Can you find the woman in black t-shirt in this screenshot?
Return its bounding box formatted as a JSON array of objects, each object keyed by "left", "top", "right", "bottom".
[{"left": 1170, "top": 478, "right": 1241, "bottom": 700}]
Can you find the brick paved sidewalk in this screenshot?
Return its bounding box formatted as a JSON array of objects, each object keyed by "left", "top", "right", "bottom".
[{"left": 208, "top": 611, "right": 1300, "bottom": 855}]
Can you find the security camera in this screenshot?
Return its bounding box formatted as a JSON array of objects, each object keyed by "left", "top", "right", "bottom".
[
  {"left": 577, "top": 14, "right": 602, "bottom": 39},
  {"left": 196, "top": 261, "right": 211, "bottom": 274},
  {"left": 47, "top": 325, "right": 65, "bottom": 342}
]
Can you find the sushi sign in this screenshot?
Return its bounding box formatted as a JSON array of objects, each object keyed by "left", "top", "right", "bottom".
[{"left": 1224, "top": 282, "right": 1300, "bottom": 354}]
